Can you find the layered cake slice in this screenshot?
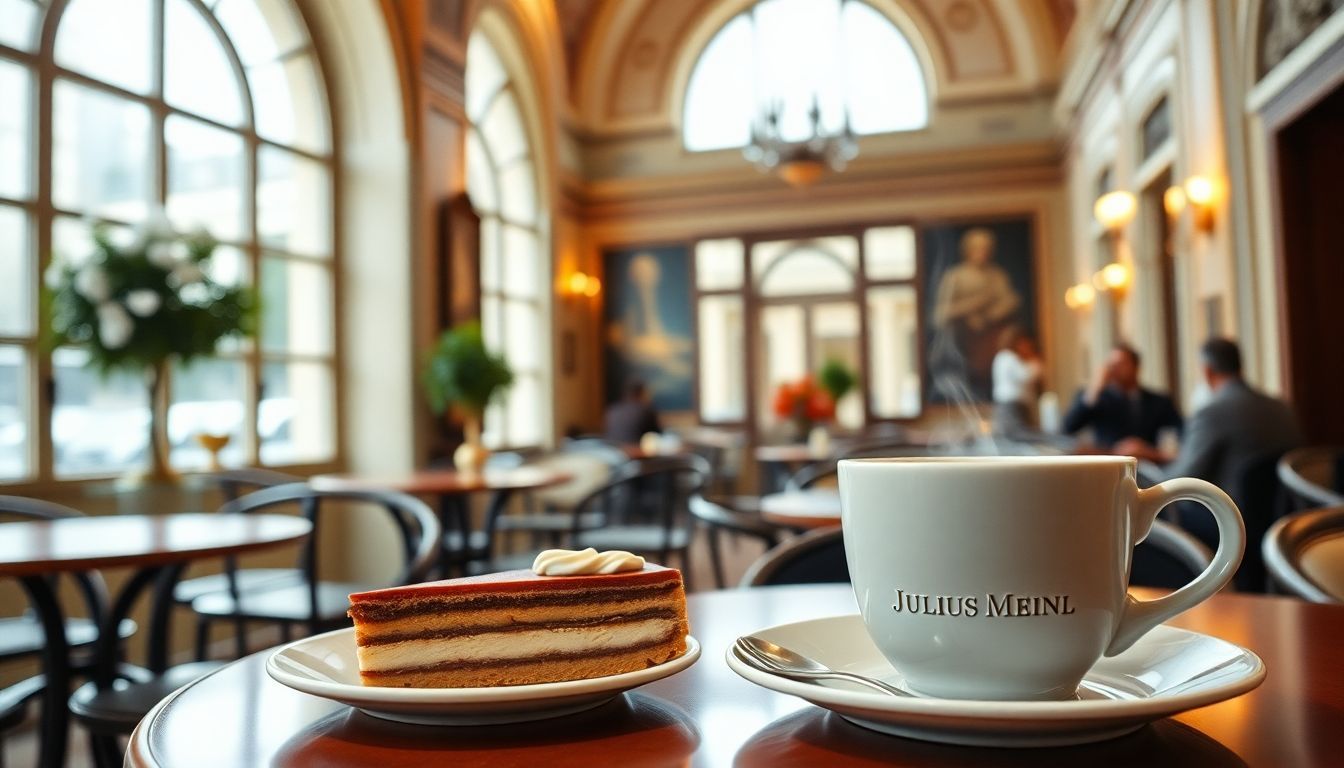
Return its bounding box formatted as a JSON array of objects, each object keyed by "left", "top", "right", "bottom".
[{"left": 347, "top": 549, "right": 688, "bottom": 688}]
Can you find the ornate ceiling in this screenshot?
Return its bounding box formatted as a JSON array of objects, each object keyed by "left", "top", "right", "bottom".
[{"left": 562, "top": 0, "right": 1078, "bottom": 134}]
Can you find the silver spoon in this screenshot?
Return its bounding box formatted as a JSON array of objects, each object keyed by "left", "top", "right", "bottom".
[{"left": 734, "top": 636, "right": 910, "bottom": 697}]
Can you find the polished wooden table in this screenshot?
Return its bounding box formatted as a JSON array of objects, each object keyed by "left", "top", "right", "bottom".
[
  {"left": 128, "top": 585, "right": 1344, "bottom": 766},
  {"left": 758, "top": 490, "right": 843, "bottom": 529},
  {"left": 310, "top": 468, "right": 571, "bottom": 575},
  {"left": 0, "top": 513, "right": 312, "bottom": 768}
]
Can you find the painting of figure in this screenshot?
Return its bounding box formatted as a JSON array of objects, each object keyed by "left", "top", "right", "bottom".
[
  {"left": 603, "top": 245, "right": 694, "bottom": 410},
  {"left": 924, "top": 219, "right": 1036, "bottom": 402}
]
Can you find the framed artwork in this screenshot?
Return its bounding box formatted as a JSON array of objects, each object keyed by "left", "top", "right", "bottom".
[
  {"left": 922, "top": 217, "right": 1037, "bottom": 403},
  {"left": 603, "top": 244, "right": 695, "bottom": 410}
]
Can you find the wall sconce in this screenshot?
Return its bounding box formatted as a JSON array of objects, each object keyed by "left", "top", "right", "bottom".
[
  {"left": 1091, "top": 262, "right": 1132, "bottom": 301},
  {"left": 563, "top": 271, "right": 601, "bottom": 298},
  {"left": 1093, "top": 190, "right": 1137, "bottom": 233},
  {"left": 1064, "top": 282, "right": 1096, "bottom": 310},
  {"left": 1183, "top": 175, "right": 1216, "bottom": 233},
  {"left": 1163, "top": 185, "right": 1186, "bottom": 218}
]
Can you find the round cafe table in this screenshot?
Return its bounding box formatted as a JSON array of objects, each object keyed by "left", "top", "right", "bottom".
[
  {"left": 310, "top": 468, "right": 571, "bottom": 575},
  {"left": 759, "top": 489, "right": 843, "bottom": 529},
  {"left": 128, "top": 585, "right": 1344, "bottom": 767},
  {"left": 0, "top": 513, "right": 311, "bottom": 768}
]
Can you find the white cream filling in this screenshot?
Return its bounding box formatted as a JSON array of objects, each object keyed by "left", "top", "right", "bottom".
[{"left": 357, "top": 618, "right": 676, "bottom": 672}]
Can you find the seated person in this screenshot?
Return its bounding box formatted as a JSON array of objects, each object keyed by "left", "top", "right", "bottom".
[
  {"left": 1119, "top": 338, "right": 1302, "bottom": 591},
  {"left": 1063, "top": 343, "right": 1182, "bottom": 456},
  {"left": 991, "top": 331, "right": 1042, "bottom": 438},
  {"left": 603, "top": 380, "right": 661, "bottom": 445},
  {"left": 1119, "top": 338, "right": 1302, "bottom": 493}
]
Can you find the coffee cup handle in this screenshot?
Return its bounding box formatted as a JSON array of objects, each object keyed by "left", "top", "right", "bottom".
[{"left": 1105, "top": 477, "right": 1246, "bottom": 657}]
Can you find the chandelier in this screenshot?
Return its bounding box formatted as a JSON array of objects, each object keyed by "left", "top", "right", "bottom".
[{"left": 741, "top": 0, "right": 859, "bottom": 188}]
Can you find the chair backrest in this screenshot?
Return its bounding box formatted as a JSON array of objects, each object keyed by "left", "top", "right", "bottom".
[
  {"left": 1263, "top": 505, "right": 1344, "bottom": 603},
  {"left": 525, "top": 452, "right": 614, "bottom": 509},
  {"left": 785, "top": 460, "right": 838, "bottom": 491},
  {"left": 211, "top": 468, "right": 304, "bottom": 503},
  {"left": 740, "top": 527, "right": 848, "bottom": 587},
  {"left": 575, "top": 455, "right": 710, "bottom": 542},
  {"left": 0, "top": 496, "right": 110, "bottom": 624},
  {"left": 1278, "top": 447, "right": 1344, "bottom": 509},
  {"left": 218, "top": 484, "right": 441, "bottom": 611},
  {"left": 1130, "top": 519, "right": 1215, "bottom": 589}
]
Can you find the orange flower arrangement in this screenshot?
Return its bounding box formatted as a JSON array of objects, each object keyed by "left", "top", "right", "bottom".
[{"left": 772, "top": 376, "right": 836, "bottom": 423}]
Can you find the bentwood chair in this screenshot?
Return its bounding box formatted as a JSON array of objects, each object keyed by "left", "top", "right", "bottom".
[
  {"left": 173, "top": 469, "right": 305, "bottom": 660},
  {"left": 567, "top": 455, "right": 710, "bottom": 586},
  {"left": 1278, "top": 447, "right": 1344, "bottom": 509},
  {"left": 492, "top": 452, "right": 614, "bottom": 552},
  {"left": 186, "top": 484, "right": 440, "bottom": 659},
  {"left": 740, "top": 527, "right": 848, "bottom": 587},
  {"left": 0, "top": 497, "right": 135, "bottom": 766},
  {"left": 1263, "top": 506, "right": 1344, "bottom": 603},
  {"left": 1129, "top": 520, "right": 1215, "bottom": 589},
  {"left": 689, "top": 495, "right": 782, "bottom": 589}
]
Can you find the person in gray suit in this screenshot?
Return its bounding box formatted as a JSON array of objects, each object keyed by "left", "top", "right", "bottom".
[{"left": 1118, "top": 338, "right": 1301, "bottom": 590}]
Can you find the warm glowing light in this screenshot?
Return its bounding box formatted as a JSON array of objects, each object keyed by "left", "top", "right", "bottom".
[
  {"left": 1064, "top": 283, "right": 1096, "bottom": 310},
  {"left": 1163, "top": 186, "right": 1186, "bottom": 218},
  {"left": 1093, "top": 190, "right": 1137, "bottom": 231},
  {"left": 1091, "top": 263, "right": 1132, "bottom": 299},
  {"left": 563, "top": 272, "right": 601, "bottom": 297},
  {"left": 1183, "top": 175, "right": 1217, "bottom": 232},
  {"left": 1100, "top": 262, "right": 1131, "bottom": 289},
  {"left": 1183, "top": 175, "right": 1215, "bottom": 206},
  {"left": 777, "top": 158, "right": 828, "bottom": 188}
]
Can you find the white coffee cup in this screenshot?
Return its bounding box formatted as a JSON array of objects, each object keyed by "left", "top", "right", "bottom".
[{"left": 838, "top": 456, "right": 1244, "bottom": 701}]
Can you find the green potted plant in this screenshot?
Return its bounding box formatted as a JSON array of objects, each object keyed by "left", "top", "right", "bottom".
[
  {"left": 44, "top": 213, "right": 256, "bottom": 483},
  {"left": 818, "top": 359, "right": 857, "bottom": 405},
  {"left": 421, "top": 321, "right": 514, "bottom": 473}
]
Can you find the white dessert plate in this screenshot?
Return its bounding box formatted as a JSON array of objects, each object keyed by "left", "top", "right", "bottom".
[
  {"left": 266, "top": 627, "right": 700, "bottom": 726},
  {"left": 726, "top": 614, "right": 1264, "bottom": 748}
]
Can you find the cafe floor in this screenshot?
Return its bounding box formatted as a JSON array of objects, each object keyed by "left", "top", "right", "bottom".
[{"left": 2, "top": 527, "right": 774, "bottom": 767}]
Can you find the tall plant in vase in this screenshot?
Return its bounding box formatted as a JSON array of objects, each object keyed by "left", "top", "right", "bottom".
[
  {"left": 43, "top": 213, "right": 257, "bottom": 483},
  {"left": 421, "top": 321, "right": 514, "bottom": 474}
]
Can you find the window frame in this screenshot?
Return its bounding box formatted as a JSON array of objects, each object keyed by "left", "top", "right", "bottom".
[
  {"left": 465, "top": 31, "right": 549, "bottom": 451},
  {"left": 688, "top": 218, "right": 927, "bottom": 436},
  {"left": 0, "top": 0, "right": 342, "bottom": 488}
]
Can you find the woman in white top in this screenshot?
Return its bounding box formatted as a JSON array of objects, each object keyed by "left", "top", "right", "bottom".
[{"left": 991, "top": 331, "right": 1042, "bottom": 437}]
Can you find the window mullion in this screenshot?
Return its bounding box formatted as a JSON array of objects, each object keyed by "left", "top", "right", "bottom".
[{"left": 33, "top": 2, "right": 55, "bottom": 483}]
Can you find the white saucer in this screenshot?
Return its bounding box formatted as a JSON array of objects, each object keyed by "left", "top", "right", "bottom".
[
  {"left": 267, "top": 627, "right": 700, "bottom": 726},
  {"left": 726, "top": 614, "right": 1264, "bottom": 747}
]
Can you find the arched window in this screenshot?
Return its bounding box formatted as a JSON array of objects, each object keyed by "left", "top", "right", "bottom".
[
  {"left": 465, "top": 30, "right": 548, "bottom": 449},
  {"left": 682, "top": 0, "right": 928, "bottom": 152},
  {"left": 0, "top": 0, "right": 335, "bottom": 481}
]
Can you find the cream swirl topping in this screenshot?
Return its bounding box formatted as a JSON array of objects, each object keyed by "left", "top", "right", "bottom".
[{"left": 532, "top": 547, "right": 645, "bottom": 576}]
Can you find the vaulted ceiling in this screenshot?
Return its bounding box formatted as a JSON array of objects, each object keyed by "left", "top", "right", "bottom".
[{"left": 555, "top": 0, "right": 1078, "bottom": 134}]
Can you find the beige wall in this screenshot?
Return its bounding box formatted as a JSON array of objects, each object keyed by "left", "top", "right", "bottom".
[{"left": 1058, "top": 0, "right": 1344, "bottom": 406}]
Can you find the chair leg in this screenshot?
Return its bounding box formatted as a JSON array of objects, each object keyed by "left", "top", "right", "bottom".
[
  {"left": 707, "top": 526, "right": 726, "bottom": 589},
  {"left": 195, "top": 615, "right": 211, "bottom": 661},
  {"left": 280, "top": 621, "right": 293, "bottom": 644},
  {"left": 234, "top": 617, "right": 248, "bottom": 660},
  {"left": 680, "top": 549, "right": 693, "bottom": 592},
  {"left": 90, "top": 733, "right": 121, "bottom": 768}
]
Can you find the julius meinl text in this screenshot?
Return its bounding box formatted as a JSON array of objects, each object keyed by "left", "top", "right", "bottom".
[{"left": 892, "top": 589, "right": 1076, "bottom": 617}]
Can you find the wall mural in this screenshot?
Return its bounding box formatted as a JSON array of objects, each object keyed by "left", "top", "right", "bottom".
[
  {"left": 603, "top": 244, "right": 695, "bottom": 410},
  {"left": 923, "top": 217, "right": 1037, "bottom": 403}
]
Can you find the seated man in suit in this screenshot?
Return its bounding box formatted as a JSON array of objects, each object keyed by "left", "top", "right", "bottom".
[
  {"left": 604, "top": 380, "right": 661, "bottom": 445},
  {"left": 1118, "top": 338, "right": 1302, "bottom": 590},
  {"left": 1063, "top": 343, "right": 1183, "bottom": 455}
]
